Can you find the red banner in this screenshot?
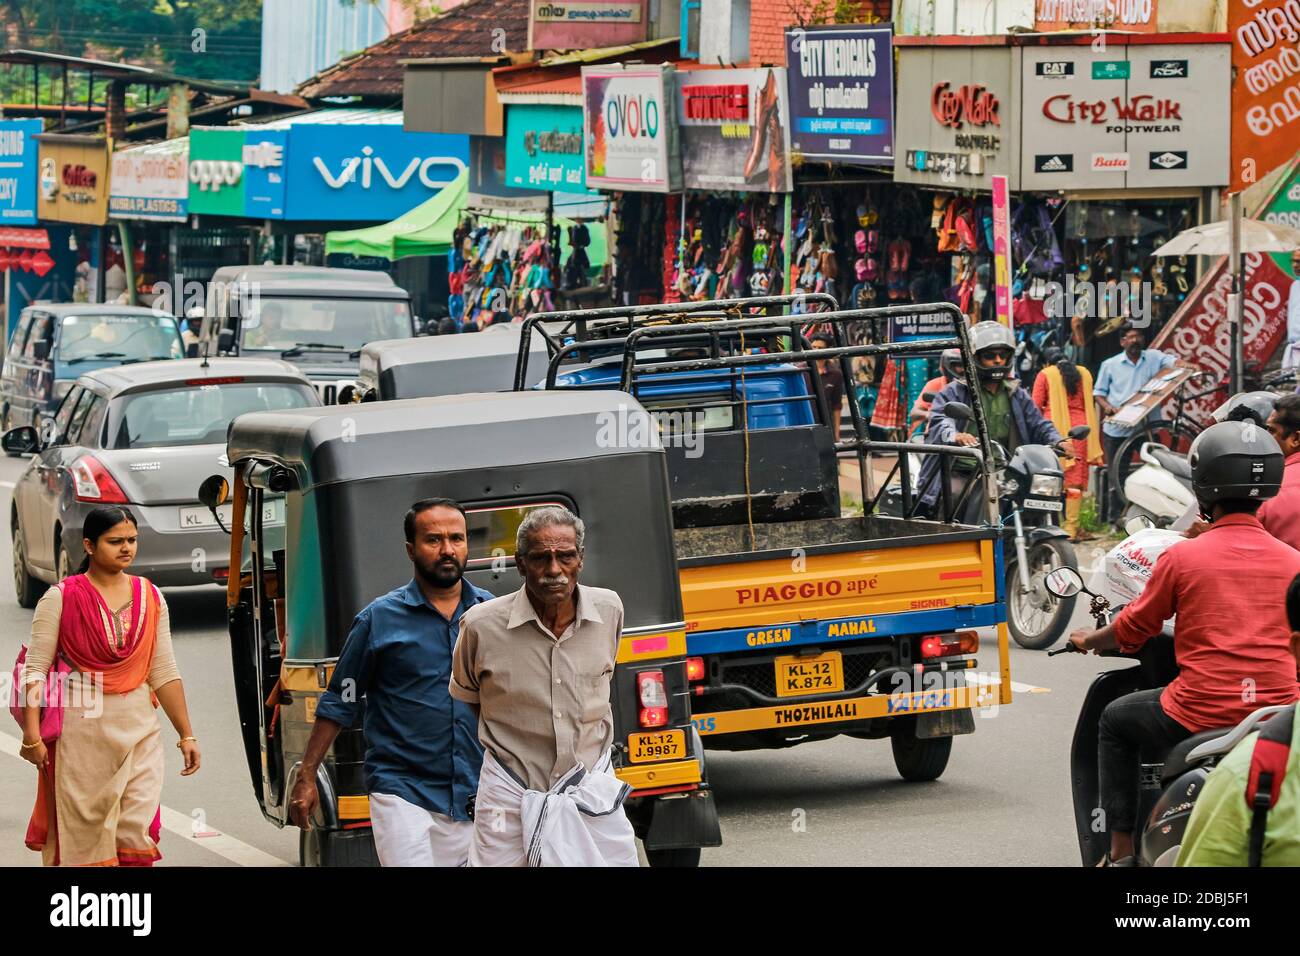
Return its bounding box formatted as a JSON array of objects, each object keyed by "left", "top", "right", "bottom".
[
  {"left": 1228, "top": 0, "right": 1300, "bottom": 194},
  {"left": 1153, "top": 251, "right": 1293, "bottom": 423}
]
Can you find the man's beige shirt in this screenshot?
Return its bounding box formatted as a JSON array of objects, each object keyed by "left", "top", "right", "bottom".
[{"left": 450, "top": 583, "right": 624, "bottom": 791}]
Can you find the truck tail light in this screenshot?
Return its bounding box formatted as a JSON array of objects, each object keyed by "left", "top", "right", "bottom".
[
  {"left": 638, "top": 669, "right": 668, "bottom": 728},
  {"left": 71, "top": 456, "right": 128, "bottom": 503},
  {"left": 920, "top": 631, "right": 980, "bottom": 659},
  {"left": 685, "top": 657, "right": 705, "bottom": 682}
]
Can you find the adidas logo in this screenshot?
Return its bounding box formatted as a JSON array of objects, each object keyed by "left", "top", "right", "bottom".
[{"left": 1040, "top": 155, "right": 1068, "bottom": 171}]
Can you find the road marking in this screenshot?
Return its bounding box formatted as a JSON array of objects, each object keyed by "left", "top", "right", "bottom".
[
  {"left": 0, "top": 729, "right": 291, "bottom": 867},
  {"left": 964, "top": 672, "right": 1050, "bottom": 694}
]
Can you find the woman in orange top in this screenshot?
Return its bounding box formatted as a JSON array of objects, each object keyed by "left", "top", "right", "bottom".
[
  {"left": 1032, "top": 349, "right": 1105, "bottom": 540},
  {"left": 19, "top": 506, "right": 200, "bottom": 866}
]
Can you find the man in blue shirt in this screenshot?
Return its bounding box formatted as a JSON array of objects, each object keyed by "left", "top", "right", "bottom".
[
  {"left": 288, "top": 498, "right": 494, "bottom": 866},
  {"left": 1092, "top": 324, "right": 1184, "bottom": 524}
]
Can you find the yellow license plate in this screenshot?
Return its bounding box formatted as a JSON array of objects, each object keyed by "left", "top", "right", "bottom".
[
  {"left": 775, "top": 652, "right": 844, "bottom": 697},
  {"left": 628, "top": 730, "right": 686, "bottom": 764}
]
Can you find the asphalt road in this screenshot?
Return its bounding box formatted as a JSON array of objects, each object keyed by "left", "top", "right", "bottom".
[{"left": 0, "top": 452, "right": 1113, "bottom": 867}]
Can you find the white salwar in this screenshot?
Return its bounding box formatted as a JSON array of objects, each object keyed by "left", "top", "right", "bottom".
[{"left": 468, "top": 750, "right": 639, "bottom": 867}]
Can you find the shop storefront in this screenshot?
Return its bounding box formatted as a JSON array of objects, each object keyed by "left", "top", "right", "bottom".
[
  {"left": 0, "top": 118, "right": 49, "bottom": 337},
  {"left": 33, "top": 133, "right": 116, "bottom": 318},
  {"left": 109, "top": 137, "right": 188, "bottom": 311}
]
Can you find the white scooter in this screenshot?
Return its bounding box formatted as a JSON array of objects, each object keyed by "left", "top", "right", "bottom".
[{"left": 1121, "top": 442, "right": 1195, "bottom": 529}]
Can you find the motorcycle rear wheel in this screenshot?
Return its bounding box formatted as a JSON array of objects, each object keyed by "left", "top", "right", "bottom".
[{"left": 1007, "top": 537, "right": 1078, "bottom": 650}]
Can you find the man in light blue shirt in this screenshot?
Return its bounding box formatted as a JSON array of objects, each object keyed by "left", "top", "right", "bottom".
[{"left": 1092, "top": 324, "right": 1182, "bottom": 524}]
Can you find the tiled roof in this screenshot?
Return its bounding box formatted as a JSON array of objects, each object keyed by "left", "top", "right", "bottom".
[
  {"left": 296, "top": 0, "right": 530, "bottom": 100},
  {"left": 748, "top": 0, "right": 893, "bottom": 65}
]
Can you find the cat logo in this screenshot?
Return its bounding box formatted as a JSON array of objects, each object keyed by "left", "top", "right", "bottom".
[{"left": 1036, "top": 61, "right": 1074, "bottom": 78}]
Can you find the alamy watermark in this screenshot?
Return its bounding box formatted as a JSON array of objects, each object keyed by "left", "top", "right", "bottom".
[{"left": 595, "top": 403, "right": 707, "bottom": 459}]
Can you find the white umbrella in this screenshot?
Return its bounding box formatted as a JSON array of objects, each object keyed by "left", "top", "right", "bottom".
[{"left": 1152, "top": 217, "right": 1300, "bottom": 256}]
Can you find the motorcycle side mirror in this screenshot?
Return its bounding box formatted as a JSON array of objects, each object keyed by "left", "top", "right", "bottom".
[
  {"left": 1124, "top": 514, "right": 1155, "bottom": 535},
  {"left": 1067, "top": 424, "right": 1091, "bottom": 440},
  {"left": 1044, "top": 565, "right": 1086, "bottom": 599},
  {"left": 198, "top": 474, "right": 229, "bottom": 511},
  {"left": 944, "top": 401, "right": 973, "bottom": 424}
]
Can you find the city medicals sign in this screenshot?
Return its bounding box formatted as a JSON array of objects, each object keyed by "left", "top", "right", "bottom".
[
  {"left": 0, "top": 119, "right": 41, "bottom": 225},
  {"left": 675, "top": 67, "right": 793, "bottom": 193},
  {"left": 582, "top": 65, "right": 680, "bottom": 193},
  {"left": 785, "top": 24, "right": 894, "bottom": 165},
  {"left": 1228, "top": 0, "right": 1300, "bottom": 194},
  {"left": 505, "top": 104, "right": 589, "bottom": 194},
  {"left": 109, "top": 141, "right": 188, "bottom": 221}
]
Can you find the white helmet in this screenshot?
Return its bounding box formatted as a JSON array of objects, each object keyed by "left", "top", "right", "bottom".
[{"left": 968, "top": 321, "right": 1015, "bottom": 382}]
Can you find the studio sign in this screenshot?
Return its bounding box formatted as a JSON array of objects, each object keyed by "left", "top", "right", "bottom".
[
  {"left": 931, "top": 83, "right": 1001, "bottom": 129},
  {"left": 314, "top": 145, "right": 467, "bottom": 189},
  {"left": 524, "top": 130, "right": 582, "bottom": 157}
]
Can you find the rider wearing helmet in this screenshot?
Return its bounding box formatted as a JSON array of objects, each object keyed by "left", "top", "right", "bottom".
[
  {"left": 1068, "top": 421, "right": 1300, "bottom": 866},
  {"left": 908, "top": 348, "right": 965, "bottom": 432},
  {"left": 917, "top": 321, "right": 1061, "bottom": 514}
]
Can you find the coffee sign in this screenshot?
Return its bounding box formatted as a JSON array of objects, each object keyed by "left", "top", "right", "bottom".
[{"left": 35, "top": 135, "right": 111, "bottom": 224}]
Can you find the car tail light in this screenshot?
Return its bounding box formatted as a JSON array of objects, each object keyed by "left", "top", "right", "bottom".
[
  {"left": 186, "top": 376, "right": 245, "bottom": 386},
  {"left": 920, "top": 631, "right": 980, "bottom": 659},
  {"left": 211, "top": 567, "right": 230, "bottom": 582},
  {"left": 637, "top": 669, "right": 668, "bottom": 728},
  {"left": 685, "top": 657, "right": 706, "bottom": 682},
  {"left": 71, "top": 456, "right": 128, "bottom": 503}
]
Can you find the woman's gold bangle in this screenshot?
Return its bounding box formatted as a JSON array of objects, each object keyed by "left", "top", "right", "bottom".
[
  {"left": 176, "top": 736, "right": 197, "bottom": 748},
  {"left": 20, "top": 740, "right": 41, "bottom": 750}
]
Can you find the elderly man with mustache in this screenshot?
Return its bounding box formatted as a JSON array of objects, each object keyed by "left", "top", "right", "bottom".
[{"left": 450, "top": 505, "right": 637, "bottom": 866}]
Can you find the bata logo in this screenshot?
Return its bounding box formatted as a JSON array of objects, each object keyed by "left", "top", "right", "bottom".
[
  {"left": 931, "top": 83, "right": 1001, "bottom": 129},
  {"left": 1043, "top": 94, "right": 1182, "bottom": 124},
  {"left": 1091, "top": 152, "right": 1129, "bottom": 170},
  {"left": 63, "top": 164, "right": 97, "bottom": 188},
  {"left": 314, "top": 146, "right": 467, "bottom": 189}
]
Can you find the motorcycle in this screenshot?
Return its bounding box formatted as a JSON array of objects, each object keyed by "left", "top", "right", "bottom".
[
  {"left": 1121, "top": 442, "right": 1194, "bottom": 529},
  {"left": 1043, "top": 564, "right": 1291, "bottom": 866},
  {"left": 943, "top": 401, "right": 1089, "bottom": 650}
]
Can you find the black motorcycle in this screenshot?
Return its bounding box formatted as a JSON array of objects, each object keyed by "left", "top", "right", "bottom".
[
  {"left": 943, "top": 401, "right": 1089, "bottom": 650},
  {"left": 1043, "top": 565, "right": 1290, "bottom": 866}
]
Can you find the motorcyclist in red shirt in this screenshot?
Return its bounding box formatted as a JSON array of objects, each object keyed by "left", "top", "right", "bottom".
[{"left": 1067, "top": 420, "right": 1300, "bottom": 866}]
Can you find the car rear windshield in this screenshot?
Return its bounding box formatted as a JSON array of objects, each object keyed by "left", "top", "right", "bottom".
[
  {"left": 240, "top": 297, "right": 412, "bottom": 352},
  {"left": 110, "top": 381, "right": 317, "bottom": 449},
  {"left": 59, "top": 313, "right": 184, "bottom": 364}
]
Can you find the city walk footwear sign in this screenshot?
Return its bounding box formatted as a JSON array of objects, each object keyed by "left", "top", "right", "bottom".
[
  {"left": 674, "top": 67, "right": 793, "bottom": 193},
  {"left": 784, "top": 24, "right": 894, "bottom": 165},
  {"left": 1018, "top": 43, "right": 1229, "bottom": 190},
  {"left": 0, "top": 119, "right": 41, "bottom": 225},
  {"left": 1228, "top": 0, "right": 1300, "bottom": 195},
  {"left": 581, "top": 64, "right": 681, "bottom": 193}
]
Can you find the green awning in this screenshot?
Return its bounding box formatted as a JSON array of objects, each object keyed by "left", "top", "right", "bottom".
[{"left": 325, "top": 168, "right": 468, "bottom": 261}]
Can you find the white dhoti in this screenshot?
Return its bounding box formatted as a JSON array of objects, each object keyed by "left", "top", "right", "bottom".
[
  {"left": 468, "top": 750, "right": 639, "bottom": 867},
  {"left": 368, "top": 792, "right": 474, "bottom": 867}
]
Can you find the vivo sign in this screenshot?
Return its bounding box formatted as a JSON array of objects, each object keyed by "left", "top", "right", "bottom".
[{"left": 285, "top": 126, "right": 470, "bottom": 220}]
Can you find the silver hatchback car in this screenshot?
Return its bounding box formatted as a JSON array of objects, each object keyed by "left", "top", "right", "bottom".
[{"left": 5, "top": 357, "right": 319, "bottom": 606}]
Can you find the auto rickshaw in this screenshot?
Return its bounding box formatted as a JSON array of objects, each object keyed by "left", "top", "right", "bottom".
[{"left": 200, "top": 390, "right": 719, "bottom": 866}]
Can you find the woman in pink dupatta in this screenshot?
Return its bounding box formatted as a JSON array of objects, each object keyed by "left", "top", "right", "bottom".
[{"left": 19, "top": 506, "right": 200, "bottom": 866}]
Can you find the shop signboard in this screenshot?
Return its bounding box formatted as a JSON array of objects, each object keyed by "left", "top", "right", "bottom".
[
  {"left": 1228, "top": 0, "right": 1300, "bottom": 195},
  {"left": 1018, "top": 44, "right": 1230, "bottom": 190},
  {"left": 0, "top": 119, "right": 41, "bottom": 225},
  {"left": 991, "top": 174, "right": 1012, "bottom": 328},
  {"left": 581, "top": 64, "right": 681, "bottom": 193},
  {"left": 36, "top": 135, "right": 112, "bottom": 225},
  {"left": 784, "top": 24, "right": 894, "bottom": 165},
  {"left": 528, "top": 0, "right": 646, "bottom": 53},
  {"left": 242, "top": 129, "right": 288, "bottom": 219},
  {"left": 188, "top": 127, "right": 247, "bottom": 217},
  {"left": 894, "top": 46, "right": 1017, "bottom": 188},
  {"left": 109, "top": 141, "right": 188, "bottom": 221},
  {"left": 282, "top": 124, "right": 469, "bottom": 221},
  {"left": 674, "top": 67, "right": 793, "bottom": 193},
  {"left": 1034, "top": 0, "right": 1159, "bottom": 33},
  {"left": 505, "top": 104, "right": 590, "bottom": 194}
]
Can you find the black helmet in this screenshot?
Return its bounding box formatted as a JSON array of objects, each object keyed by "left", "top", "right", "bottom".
[
  {"left": 939, "top": 348, "right": 964, "bottom": 382},
  {"left": 968, "top": 321, "right": 1015, "bottom": 382},
  {"left": 1188, "top": 420, "right": 1284, "bottom": 510},
  {"left": 1212, "top": 390, "right": 1278, "bottom": 427}
]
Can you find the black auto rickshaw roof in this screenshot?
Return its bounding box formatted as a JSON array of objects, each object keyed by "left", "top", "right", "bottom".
[
  {"left": 228, "top": 390, "right": 661, "bottom": 488},
  {"left": 360, "top": 325, "right": 548, "bottom": 397}
]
